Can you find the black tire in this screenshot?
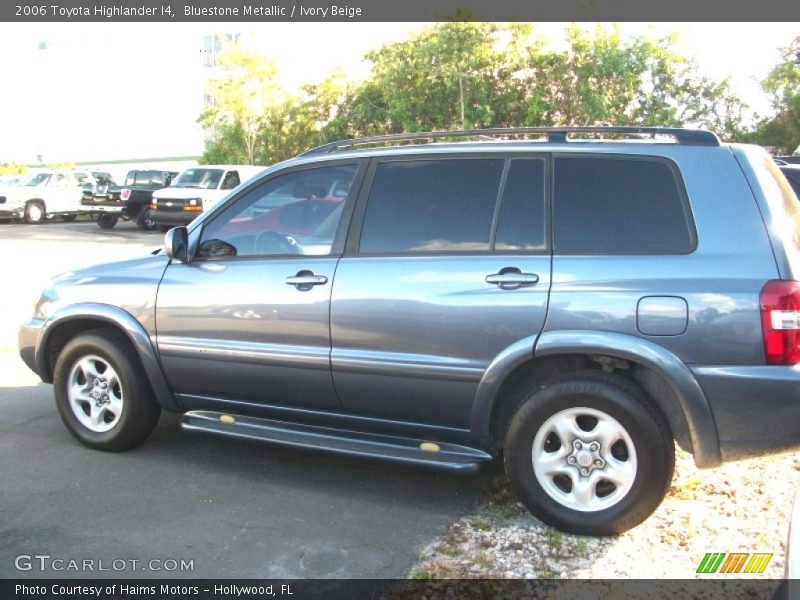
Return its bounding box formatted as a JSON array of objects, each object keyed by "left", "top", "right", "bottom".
[
  {"left": 504, "top": 370, "right": 674, "bottom": 536},
  {"left": 96, "top": 213, "right": 119, "bottom": 229},
  {"left": 24, "top": 201, "right": 46, "bottom": 224},
  {"left": 60, "top": 214, "right": 77, "bottom": 222},
  {"left": 136, "top": 206, "right": 157, "bottom": 231},
  {"left": 53, "top": 329, "right": 161, "bottom": 451}
]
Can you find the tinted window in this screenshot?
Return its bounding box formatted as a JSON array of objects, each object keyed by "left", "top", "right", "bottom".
[
  {"left": 199, "top": 165, "right": 357, "bottom": 258},
  {"left": 494, "top": 159, "right": 546, "bottom": 251},
  {"left": 221, "top": 171, "right": 241, "bottom": 190},
  {"left": 360, "top": 159, "right": 504, "bottom": 253},
  {"left": 554, "top": 157, "right": 692, "bottom": 254}
]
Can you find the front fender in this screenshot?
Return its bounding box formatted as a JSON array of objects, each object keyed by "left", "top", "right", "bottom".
[{"left": 36, "top": 303, "right": 179, "bottom": 412}]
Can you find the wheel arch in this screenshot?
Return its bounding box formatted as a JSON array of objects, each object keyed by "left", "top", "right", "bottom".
[
  {"left": 36, "top": 303, "right": 179, "bottom": 412},
  {"left": 471, "top": 330, "right": 721, "bottom": 468}
]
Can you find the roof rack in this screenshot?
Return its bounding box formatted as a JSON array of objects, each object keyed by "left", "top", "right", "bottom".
[{"left": 299, "top": 126, "right": 720, "bottom": 157}]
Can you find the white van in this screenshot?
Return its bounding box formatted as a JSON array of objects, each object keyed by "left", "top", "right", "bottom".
[{"left": 150, "top": 165, "right": 265, "bottom": 228}]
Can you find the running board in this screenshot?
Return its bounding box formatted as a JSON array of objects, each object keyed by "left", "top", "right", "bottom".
[{"left": 180, "top": 410, "right": 493, "bottom": 473}]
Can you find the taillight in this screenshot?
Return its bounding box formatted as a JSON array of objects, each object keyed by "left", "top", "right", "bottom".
[
  {"left": 760, "top": 280, "right": 800, "bottom": 365},
  {"left": 120, "top": 188, "right": 131, "bottom": 201}
]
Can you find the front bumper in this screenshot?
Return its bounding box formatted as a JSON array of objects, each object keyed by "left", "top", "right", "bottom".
[
  {"left": 82, "top": 205, "right": 124, "bottom": 214},
  {"left": 19, "top": 318, "right": 45, "bottom": 379},
  {"left": 691, "top": 365, "right": 800, "bottom": 462},
  {"left": 0, "top": 205, "right": 25, "bottom": 218},
  {"left": 152, "top": 210, "right": 199, "bottom": 226}
]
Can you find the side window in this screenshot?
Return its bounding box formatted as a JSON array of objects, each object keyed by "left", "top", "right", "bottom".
[
  {"left": 198, "top": 165, "right": 358, "bottom": 259},
  {"left": 553, "top": 157, "right": 693, "bottom": 254},
  {"left": 73, "top": 172, "right": 89, "bottom": 185},
  {"left": 359, "top": 159, "right": 504, "bottom": 253},
  {"left": 494, "top": 159, "right": 546, "bottom": 251},
  {"left": 221, "top": 170, "right": 241, "bottom": 190},
  {"left": 53, "top": 174, "right": 70, "bottom": 187}
]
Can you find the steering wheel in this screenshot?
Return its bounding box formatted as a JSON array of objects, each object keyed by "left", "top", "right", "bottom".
[{"left": 254, "top": 230, "right": 302, "bottom": 255}]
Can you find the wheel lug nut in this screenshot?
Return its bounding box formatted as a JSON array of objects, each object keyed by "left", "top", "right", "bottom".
[
  {"left": 581, "top": 468, "right": 589, "bottom": 475},
  {"left": 590, "top": 442, "right": 599, "bottom": 451},
  {"left": 567, "top": 456, "right": 576, "bottom": 464},
  {"left": 573, "top": 440, "right": 581, "bottom": 449},
  {"left": 595, "top": 459, "right": 603, "bottom": 466}
]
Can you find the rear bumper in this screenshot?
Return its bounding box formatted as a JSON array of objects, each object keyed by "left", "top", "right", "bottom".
[{"left": 691, "top": 365, "right": 800, "bottom": 461}]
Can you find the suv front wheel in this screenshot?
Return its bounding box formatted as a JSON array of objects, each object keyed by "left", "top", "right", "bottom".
[
  {"left": 504, "top": 370, "right": 674, "bottom": 536},
  {"left": 53, "top": 330, "right": 161, "bottom": 451}
]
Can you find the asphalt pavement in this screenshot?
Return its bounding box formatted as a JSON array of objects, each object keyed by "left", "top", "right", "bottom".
[{"left": 0, "top": 219, "right": 491, "bottom": 578}]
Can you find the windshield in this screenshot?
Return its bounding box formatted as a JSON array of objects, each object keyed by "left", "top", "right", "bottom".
[
  {"left": 25, "top": 173, "right": 51, "bottom": 186},
  {"left": 92, "top": 172, "right": 114, "bottom": 185},
  {"left": 172, "top": 168, "right": 224, "bottom": 189}
]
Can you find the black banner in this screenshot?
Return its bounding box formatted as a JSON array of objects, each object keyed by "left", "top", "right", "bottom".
[
  {"left": 1, "top": 579, "right": 788, "bottom": 600},
  {"left": 3, "top": 0, "right": 800, "bottom": 22}
]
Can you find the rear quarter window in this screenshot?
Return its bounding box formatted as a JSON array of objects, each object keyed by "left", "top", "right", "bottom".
[{"left": 553, "top": 156, "right": 694, "bottom": 254}]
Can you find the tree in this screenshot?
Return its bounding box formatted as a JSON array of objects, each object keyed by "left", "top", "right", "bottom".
[
  {"left": 199, "top": 40, "right": 282, "bottom": 165},
  {"left": 324, "top": 23, "right": 745, "bottom": 140},
  {"left": 0, "top": 162, "right": 28, "bottom": 176},
  {"left": 750, "top": 37, "right": 800, "bottom": 155}
]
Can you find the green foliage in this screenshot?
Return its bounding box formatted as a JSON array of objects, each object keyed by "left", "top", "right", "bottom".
[
  {"left": 749, "top": 37, "right": 800, "bottom": 155},
  {"left": 325, "top": 23, "right": 745, "bottom": 140},
  {"left": 0, "top": 162, "right": 28, "bottom": 176},
  {"left": 199, "top": 24, "right": 748, "bottom": 164}
]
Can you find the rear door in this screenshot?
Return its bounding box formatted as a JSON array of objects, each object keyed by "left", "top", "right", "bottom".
[{"left": 330, "top": 155, "right": 552, "bottom": 428}]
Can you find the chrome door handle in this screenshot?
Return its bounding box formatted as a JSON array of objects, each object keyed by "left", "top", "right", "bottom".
[
  {"left": 485, "top": 272, "right": 539, "bottom": 286},
  {"left": 285, "top": 274, "right": 328, "bottom": 286}
]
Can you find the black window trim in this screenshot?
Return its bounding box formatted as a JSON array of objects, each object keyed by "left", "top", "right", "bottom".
[
  {"left": 188, "top": 158, "right": 368, "bottom": 263},
  {"left": 344, "top": 153, "right": 552, "bottom": 258},
  {"left": 550, "top": 152, "right": 698, "bottom": 256}
]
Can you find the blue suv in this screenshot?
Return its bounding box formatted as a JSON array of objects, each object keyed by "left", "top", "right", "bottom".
[{"left": 19, "top": 127, "right": 800, "bottom": 535}]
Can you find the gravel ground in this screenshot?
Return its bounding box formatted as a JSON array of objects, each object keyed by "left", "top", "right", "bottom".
[{"left": 408, "top": 447, "right": 800, "bottom": 588}]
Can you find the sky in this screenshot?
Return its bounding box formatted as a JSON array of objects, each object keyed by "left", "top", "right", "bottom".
[{"left": 0, "top": 22, "right": 796, "bottom": 164}]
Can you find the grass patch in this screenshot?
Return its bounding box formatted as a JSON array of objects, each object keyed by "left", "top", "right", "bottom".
[
  {"left": 668, "top": 477, "right": 703, "bottom": 500},
  {"left": 471, "top": 518, "right": 492, "bottom": 532},
  {"left": 546, "top": 529, "right": 563, "bottom": 550}
]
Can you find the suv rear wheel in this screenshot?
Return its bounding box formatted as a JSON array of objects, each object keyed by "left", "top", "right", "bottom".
[
  {"left": 504, "top": 370, "right": 674, "bottom": 536},
  {"left": 53, "top": 330, "right": 161, "bottom": 451}
]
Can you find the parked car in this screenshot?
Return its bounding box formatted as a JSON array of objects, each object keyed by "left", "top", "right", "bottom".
[
  {"left": 779, "top": 163, "right": 800, "bottom": 198},
  {"left": 18, "top": 126, "right": 800, "bottom": 536},
  {"left": 1, "top": 169, "right": 104, "bottom": 223},
  {"left": 150, "top": 165, "right": 264, "bottom": 228},
  {"left": 0, "top": 174, "right": 26, "bottom": 188},
  {"left": 81, "top": 169, "right": 177, "bottom": 230}
]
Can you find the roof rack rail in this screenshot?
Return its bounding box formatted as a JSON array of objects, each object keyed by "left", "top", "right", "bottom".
[{"left": 299, "top": 126, "right": 720, "bottom": 157}]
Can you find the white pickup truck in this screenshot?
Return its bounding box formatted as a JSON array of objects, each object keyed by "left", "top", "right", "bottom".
[{"left": 0, "top": 169, "right": 113, "bottom": 224}]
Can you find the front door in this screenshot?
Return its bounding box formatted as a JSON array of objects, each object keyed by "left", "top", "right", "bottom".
[
  {"left": 331, "top": 156, "right": 552, "bottom": 428},
  {"left": 156, "top": 161, "right": 363, "bottom": 413}
]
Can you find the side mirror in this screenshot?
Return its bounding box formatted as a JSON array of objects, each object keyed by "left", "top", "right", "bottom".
[{"left": 164, "top": 227, "right": 189, "bottom": 262}]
